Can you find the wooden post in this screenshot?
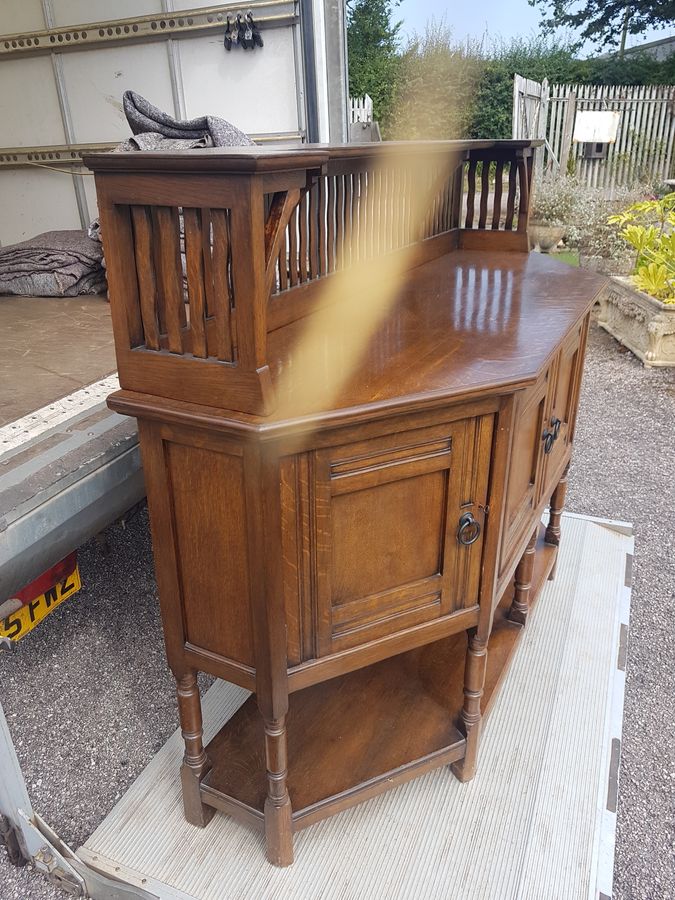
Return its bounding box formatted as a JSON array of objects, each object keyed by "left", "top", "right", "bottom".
[
  {"left": 545, "top": 463, "right": 570, "bottom": 580},
  {"left": 263, "top": 717, "right": 293, "bottom": 866},
  {"left": 509, "top": 527, "right": 538, "bottom": 626},
  {"left": 559, "top": 90, "right": 577, "bottom": 176},
  {"left": 176, "top": 670, "right": 215, "bottom": 827},
  {"left": 451, "top": 629, "right": 488, "bottom": 783}
]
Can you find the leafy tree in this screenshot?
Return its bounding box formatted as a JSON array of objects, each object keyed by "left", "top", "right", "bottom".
[
  {"left": 529, "top": 1, "right": 675, "bottom": 56},
  {"left": 469, "top": 36, "right": 580, "bottom": 139},
  {"left": 347, "top": 0, "right": 402, "bottom": 130},
  {"left": 388, "top": 22, "right": 481, "bottom": 139}
]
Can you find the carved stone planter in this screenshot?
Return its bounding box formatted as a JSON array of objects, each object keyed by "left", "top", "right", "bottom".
[
  {"left": 597, "top": 276, "right": 675, "bottom": 367},
  {"left": 528, "top": 223, "right": 565, "bottom": 252}
]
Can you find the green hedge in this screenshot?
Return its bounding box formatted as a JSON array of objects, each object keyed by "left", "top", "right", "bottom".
[{"left": 350, "top": 27, "right": 675, "bottom": 141}]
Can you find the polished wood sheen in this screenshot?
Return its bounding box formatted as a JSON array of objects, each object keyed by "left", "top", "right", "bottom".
[{"left": 86, "top": 141, "right": 605, "bottom": 866}]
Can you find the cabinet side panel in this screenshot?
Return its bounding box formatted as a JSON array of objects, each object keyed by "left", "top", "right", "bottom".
[{"left": 166, "top": 442, "right": 254, "bottom": 666}]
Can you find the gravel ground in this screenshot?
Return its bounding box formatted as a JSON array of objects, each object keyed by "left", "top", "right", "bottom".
[{"left": 1, "top": 320, "right": 674, "bottom": 899}]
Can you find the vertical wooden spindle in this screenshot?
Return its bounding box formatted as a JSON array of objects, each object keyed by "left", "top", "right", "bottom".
[
  {"left": 183, "top": 208, "right": 208, "bottom": 358},
  {"left": 505, "top": 161, "right": 517, "bottom": 230},
  {"left": 299, "top": 191, "right": 308, "bottom": 282},
  {"left": 491, "top": 160, "right": 504, "bottom": 230},
  {"left": 478, "top": 161, "right": 490, "bottom": 229},
  {"left": 209, "top": 208, "right": 233, "bottom": 361},
  {"left": 327, "top": 175, "right": 335, "bottom": 273},
  {"left": 465, "top": 158, "right": 477, "bottom": 229},
  {"left": 130, "top": 206, "right": 160, "bottom": 350},
  {"left": 288, "top": 204, "right": 299, "bottom": 287},
  {"left": 154, "top": 206, "right": 185, "bottom": 353}
]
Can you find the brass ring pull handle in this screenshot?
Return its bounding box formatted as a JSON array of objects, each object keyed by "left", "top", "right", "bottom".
[
  {"left": 457, "top": 512, "right": 481, "bottom": 546},
  {"left": 542, "top": 430, "right": 555, "bottom": 454},
  {"left": 551, "top": 416, "right": 561, "bottom": 440}
]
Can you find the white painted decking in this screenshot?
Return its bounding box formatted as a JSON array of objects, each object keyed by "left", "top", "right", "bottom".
[{"left": 80, "top": 513, "right": 632, "bottom": 900}]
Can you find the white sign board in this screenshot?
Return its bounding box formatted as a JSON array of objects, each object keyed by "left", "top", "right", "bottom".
[{"left": 573, "top": 110, "right": 620, "bottom": 144}]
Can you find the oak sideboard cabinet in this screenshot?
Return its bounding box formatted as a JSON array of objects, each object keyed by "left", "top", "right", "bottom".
[{"left": 85, "top": 141, "right": 605, "bottom": 866}]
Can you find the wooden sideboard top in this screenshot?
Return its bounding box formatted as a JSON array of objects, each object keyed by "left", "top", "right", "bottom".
[
  {"left": 84, "top": 139, "right": 542, "bottom": 174},
  {"left": 110, "top": 249, "right": 605, "bottom": 436}
]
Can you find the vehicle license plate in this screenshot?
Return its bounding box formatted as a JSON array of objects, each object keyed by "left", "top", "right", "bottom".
[{"left": 0, "top": 568, "right": 81, "bottom": 642}]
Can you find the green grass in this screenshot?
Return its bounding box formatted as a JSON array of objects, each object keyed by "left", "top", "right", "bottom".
[{"left": 551, "top": 249, "right": 580, "bottom": 267}]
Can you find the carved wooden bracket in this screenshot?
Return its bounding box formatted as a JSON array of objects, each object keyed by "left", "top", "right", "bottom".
[{"left": 264, "top": 188, "right": 303, "bottom": 298}]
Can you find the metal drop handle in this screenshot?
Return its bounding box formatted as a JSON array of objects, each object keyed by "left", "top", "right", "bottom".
[
  {"left": 457, "top": 512, "right": 481, "bottom": 546},
  {"left": 542, "top": 430, "right": 555, "bottom": 454}
]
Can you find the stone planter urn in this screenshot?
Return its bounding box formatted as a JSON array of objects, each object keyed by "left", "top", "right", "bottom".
[
  {"left": 597, "top": 276, "right": 675, "bottom": 367},
  {"left": 528, "top": 223, "right": 565, "bottom": 252}
]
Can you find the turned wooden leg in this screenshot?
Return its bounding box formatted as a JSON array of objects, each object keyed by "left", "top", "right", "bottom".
[
  {"left": 263, "top": 716, "right": 293, "bottom": 866},
  {"left": 545, "top": 463, "right": 569, "bottom": 580},
  {"left": 451, "top": 629, "right": 487, "bottom": 783},
  {"left": 508, "top": 526, "right": 538, "bottom": 625},
  {"left": 176, "top": 670, "right": 214, "bottom": 827}
]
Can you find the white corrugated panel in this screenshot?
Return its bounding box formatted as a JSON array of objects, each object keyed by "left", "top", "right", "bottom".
[
  {"left": 178, "top": 29, "right": 299, "bottom": 134},
  {"left": 0, "top": 169, "right": 81, "bottom": 244},
  {"left": 50, "top": 0, "right": 161, "bottom": 28},
  {"left": 60, "top": 42, "right": 176, "bottom": 143},
  {"left": 81, "top": 514, "right": 631, "bottom": 900},
  {"left": 0, "top": 0, "right": 44, "bottom": 34},
  {"left": 0, "top": 57, "right": 66, "bottom": 146}
]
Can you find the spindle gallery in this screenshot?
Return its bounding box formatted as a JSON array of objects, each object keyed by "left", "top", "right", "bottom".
[{"left": 85, "top": 140, "right": 605, "bottom": 866}]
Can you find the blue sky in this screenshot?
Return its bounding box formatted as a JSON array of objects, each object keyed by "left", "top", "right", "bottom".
[{"left": 396, "top": 0, "right": 673, "bottom": 55}]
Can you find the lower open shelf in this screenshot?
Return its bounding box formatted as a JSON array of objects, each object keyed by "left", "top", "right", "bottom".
[
  {"left": 201, "top": 644, "right": 467, "bottom": 830},
  {"left": 200, "top": 526, "right": 558, "bottom": 831}
]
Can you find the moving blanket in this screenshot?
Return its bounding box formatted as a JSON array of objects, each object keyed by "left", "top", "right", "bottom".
[
  {"left": 89, "top": 92, "right": 254, "bottom": 242},
  {"left": 121, "top": 90, "right": 254, "bottom": 148},
  {"left": 0, "top": 230, "right": 107, "bottom": 297}
]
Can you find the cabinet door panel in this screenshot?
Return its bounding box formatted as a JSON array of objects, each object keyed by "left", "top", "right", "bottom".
[
  {"left": 540, "top": 318, "right": 587, "bottom": 500},
  {"left": 500, "top": 372, "right": 548, "bottom": 573},
  {"left": 308, "top": 416, "right": 493, "bottom": 657}
]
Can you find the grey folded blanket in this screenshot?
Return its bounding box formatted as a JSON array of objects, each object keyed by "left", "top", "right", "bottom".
[
  {"left": 0, "top": 230, "right": 107, "bottom": 297},
  {"left": 121, "top": 90, "right": 254, "bottom": 148},
  {"left": 90, "top": 92, "right": 253, "bottom": 243}
]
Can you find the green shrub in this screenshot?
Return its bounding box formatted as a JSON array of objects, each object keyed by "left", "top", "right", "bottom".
[{"left": 608, "top": 193, "right": 675, "bottom": 303}]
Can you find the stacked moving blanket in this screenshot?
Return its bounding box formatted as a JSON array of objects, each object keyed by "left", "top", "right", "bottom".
[
  {"left": 0, "top": 230, "right": 107, "bottom": 297},
  {"left": 119, "top": 90, "right": 253, "bottom": 150}
]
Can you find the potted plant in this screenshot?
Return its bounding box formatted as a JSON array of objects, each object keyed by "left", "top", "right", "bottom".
[
  {"left": 528, "top": 175, "right": 576, "bottom": 252},
  {"left": 568, "top": 185, "right": 640, "bottom": 276},
  {"left": 597, "top": 192, "right": 675, "bottom": 366}
]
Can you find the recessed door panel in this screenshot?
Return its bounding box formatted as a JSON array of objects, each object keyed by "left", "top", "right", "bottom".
[
  {"left": 307, "top": 416, "right": 493, "bottom": 656},
  {"left": 500, "top": 372, "right": 548, "bottom": 574},
  {"left": 540, "top": 319, "right": 587, "bottom": 500}
]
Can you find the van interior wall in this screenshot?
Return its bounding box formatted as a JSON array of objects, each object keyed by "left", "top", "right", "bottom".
[{"left": 0, "top": 0, "right": 347, "bottom": 248}]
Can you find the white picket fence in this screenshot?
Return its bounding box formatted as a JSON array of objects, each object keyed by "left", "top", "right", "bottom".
[
  {"left": 349, "top": 94, "right": 373, "bottom": 124},
  {"left": 513, "top": 75, "right": 675, "bottom": 189}
]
